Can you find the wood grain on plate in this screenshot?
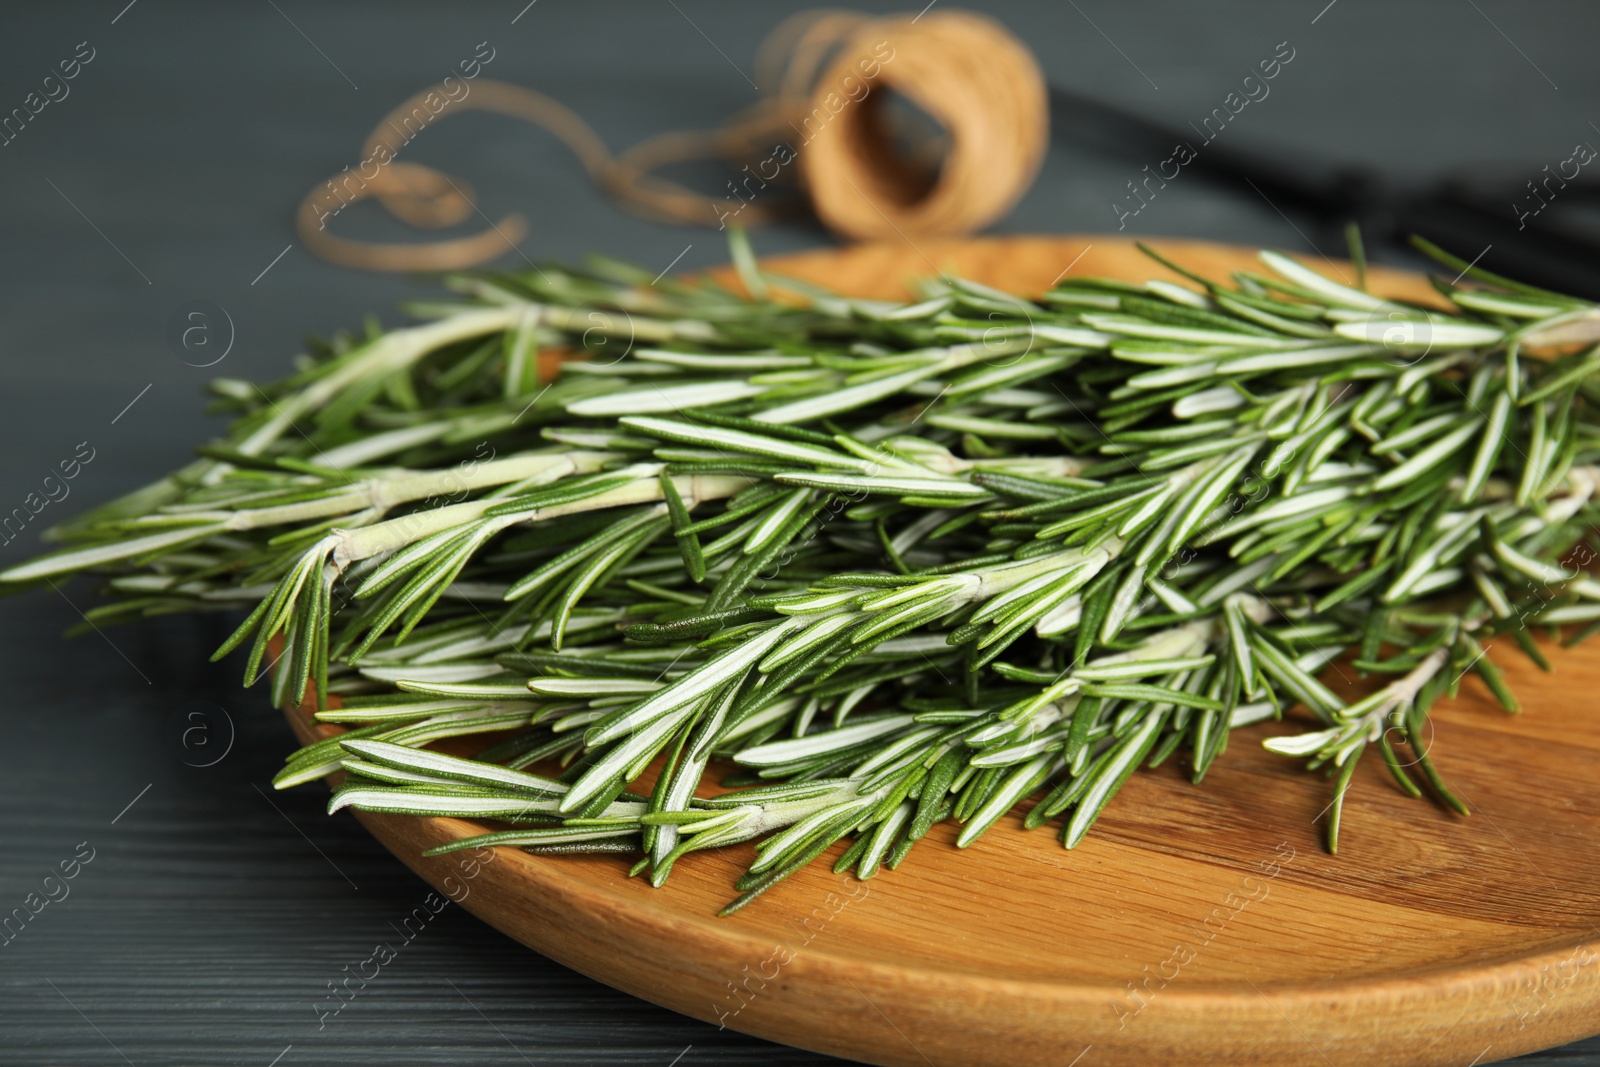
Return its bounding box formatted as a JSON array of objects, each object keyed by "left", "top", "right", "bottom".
[{"left": 284, "top": 237, "right": 1600, "bottom": 1067}]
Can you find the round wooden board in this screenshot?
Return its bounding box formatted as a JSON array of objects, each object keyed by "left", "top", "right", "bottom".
[{"left": 284, "top": 237, "right": 1600, "bottom": 1067}]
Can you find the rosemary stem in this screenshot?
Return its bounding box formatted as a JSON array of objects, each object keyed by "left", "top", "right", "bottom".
[
  {"left": 970, "top": 542, "right": 1125, "bottom": 603},
  {"left": 329, "top": 471, "right": 754, "bottom": 569},
  {"left": 222, "top": 451, "right": 620, "bottom": 531},
  {"left": 235, "top": 306, "right": 525, "bottom": 459}
]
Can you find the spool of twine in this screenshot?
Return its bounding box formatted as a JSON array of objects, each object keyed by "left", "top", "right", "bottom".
[{"left": 296, "top": 8, "right": 1048, "bottom": 272}]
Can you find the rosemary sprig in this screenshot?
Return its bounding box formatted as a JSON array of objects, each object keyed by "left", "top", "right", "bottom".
[{"left": 8, "top": 233, "right": 1600, "bottom": 912}]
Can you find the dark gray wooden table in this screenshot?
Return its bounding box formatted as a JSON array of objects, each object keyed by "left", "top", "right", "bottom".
[{"left": 1, "top": 2, "right": 1596, "bottom": 1063}]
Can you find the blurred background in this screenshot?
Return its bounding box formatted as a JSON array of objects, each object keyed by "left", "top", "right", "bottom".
[{"left": 1, "top": 2, "right": 1597, "bottom": 1063}]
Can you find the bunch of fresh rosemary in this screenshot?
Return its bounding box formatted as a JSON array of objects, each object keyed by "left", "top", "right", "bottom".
[{"left": 8, "top": 233, "right": 1599, "bottom": 913}]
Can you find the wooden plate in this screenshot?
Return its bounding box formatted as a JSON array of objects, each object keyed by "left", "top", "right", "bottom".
[{"left": 284, "top": 237, "right": 1600, "bottom": 1067}]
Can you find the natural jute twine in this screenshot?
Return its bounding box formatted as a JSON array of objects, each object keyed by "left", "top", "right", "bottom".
[{"left": 296, "top": 8, "right": 1048, "bottom": 271}]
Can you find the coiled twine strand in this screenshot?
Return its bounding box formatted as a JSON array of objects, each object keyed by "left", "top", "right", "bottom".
[{"left": 296, "top": 8, "right": 1048, "bottom": 272}]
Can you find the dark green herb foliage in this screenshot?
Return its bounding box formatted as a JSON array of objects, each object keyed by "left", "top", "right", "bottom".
[{"left": 9, "top": 233, "right": 1600, "bottom": 912}]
